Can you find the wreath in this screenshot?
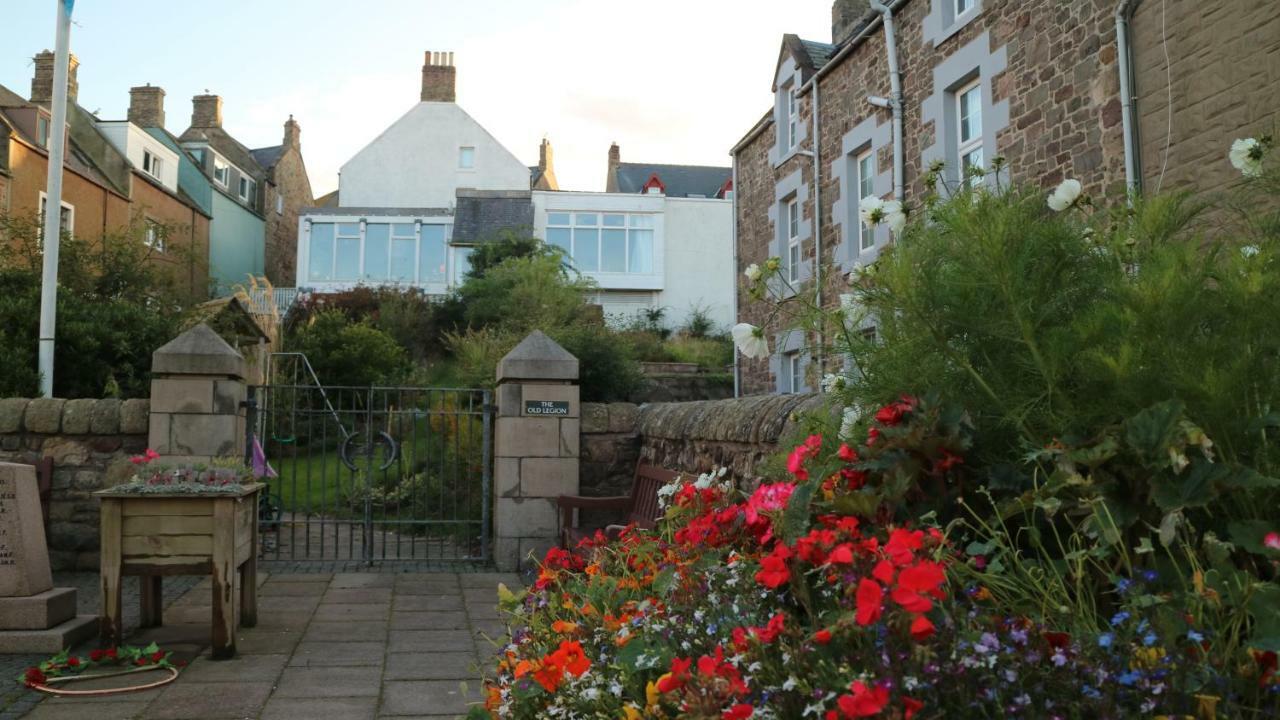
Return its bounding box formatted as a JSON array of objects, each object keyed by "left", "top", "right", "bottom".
[{"left": 16, "top": 643, "right": 181, "bottom": 696}]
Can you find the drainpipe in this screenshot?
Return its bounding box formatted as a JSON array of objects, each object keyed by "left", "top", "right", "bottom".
[
  {"left": 810, "top": 81, "right": 824, "bottom": 387},
  {"left": 731, "top": 159, "right": 740, "bottom": 398},
  {"left": 1116, "top": 0, "right": 1144, "bottom": 199},
  {"left": 869, "top": 0, "right": 905, "bottom": 202}
]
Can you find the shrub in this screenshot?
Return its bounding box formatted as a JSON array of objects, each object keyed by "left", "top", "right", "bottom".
[
  {"left": 288, "top": 310, "right": 410, "bottom": 387},
  {"left": 463, "top": 229, "right": 562, "bottom": 282}
]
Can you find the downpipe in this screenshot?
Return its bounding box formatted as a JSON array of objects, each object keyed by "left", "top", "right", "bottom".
[{"left": 869, "top": 0, "right": 906, "bottom": 202}]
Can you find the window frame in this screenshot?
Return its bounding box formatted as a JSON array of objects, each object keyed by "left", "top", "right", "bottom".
[
  {"left": 786, "top": 85, "right": 798, "bottom": 151},
  {"left": 37, "top": 192, "right": 74, "bottom": 245},
  {"left": 786, "top": 198, "right": 801, "bottom": 283},
  {"left": 238, "top": 175, "right": 256, "bottom": 204},
  {"left": 275, "top": 193, "right": 284, "bottom": 215},
  {"left": 213, "top": 156, "right": 230, "bottom": 187},
  {"left": 855, "top": 149, "right": 876, "bottom": 251},
  {"left": 786, "top": 352, "right": 804, "bottom": 394},
  {"left": 142, "top": 149, "right": 163, "bottom": 180},
  {"left": 458, "top": 146, "right": 476, "bottom": 169},
  {"left": 306, "top": 218, "right": 452, "bottom": 286},
  {"left": 544, "top": 212, "right": 655, "bottom": 275},
  {"left": 144, "top": 218, "right": 166, "bottom": 253},
  {"left": 954, "top": 0, "right": 974, "bottom": 17},
  {"left": 955, "top": 79, "right": 984, "bottom": 185},
  {"left": 37, "top": 115, "right": 50, "bottom": 148}
]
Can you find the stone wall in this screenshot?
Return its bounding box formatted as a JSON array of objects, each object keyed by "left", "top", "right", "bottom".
[
  {"left": 0, "top": 397, "right": 149, "bottom": 571},
  {"left": 581, "top": 394, "right": 824, "bottom": 496}
]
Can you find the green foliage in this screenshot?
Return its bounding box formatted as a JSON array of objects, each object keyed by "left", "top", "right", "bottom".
[
  {"left": 456, "top": 252, "right": 593, "bottom": 330},
  {"left": 463, "top": 229, "right": 562, "bottom": 281},
  {"left": 288, "top": 310, "right": 410, "bottom": 387},
  {"left": 0, "top": 213, "right": 191, "bottom": 397},
  {"left": 289, "top": 286, "right": 463, "bottom": 362}
]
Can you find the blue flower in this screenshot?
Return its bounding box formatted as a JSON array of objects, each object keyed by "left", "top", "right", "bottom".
[
  {"left": 1110, "top": 611, "right": 1131, "bottom": 626},
  {"left": 1115, "top": 577, "right": 1133, "bottom": 593},
  {"left": 1187, "top": 629, "right": 1204, "bottom": 643},
  {"left": 1098, "top": 633, "right": 1114, "bottom": 648},
  {"left": 1117, "top": 671, "right": 1141, "bottom": 686},
  {"left": 1141, "top": 569, "right": 1158, "bottom": 583},
  {"left": 1143, "top": 632, "right": 1158, "bottom": 647}
]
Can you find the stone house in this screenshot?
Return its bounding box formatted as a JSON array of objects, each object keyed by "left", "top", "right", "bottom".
[
  {"left": 732, "top": 0, "right": 1280, "bottom": 396},
  {"left": 250, "top": 117, "right": 314, "bottom": 287},
  {"left": 0, "top": 52, "right": 211, "bottom": 300}
]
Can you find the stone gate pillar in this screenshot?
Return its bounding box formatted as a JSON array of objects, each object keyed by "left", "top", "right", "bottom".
[
  {"left": 492, "top": 331, "right": 579, "bottom": 572},
  {"left": 148, "top": 324, "right": 247, "bottom": 463}
]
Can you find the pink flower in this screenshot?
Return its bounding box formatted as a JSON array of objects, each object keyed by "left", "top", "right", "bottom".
[{"left": 1265, "top": 532, "right": 1280, "bottom": 551}]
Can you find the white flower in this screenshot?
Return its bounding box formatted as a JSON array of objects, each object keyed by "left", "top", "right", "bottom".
[
  {"left": 1242, "top": 245, "right": 1261, "bottom": 258},
  {"left": 731, "top": 323, "right": 770, "bottom": 359},
  {"left": 1047, "top": 178, "right": 1083, "bottom": 212},
  {"left": 744, "top": 263, "right": 762, "bottom": 282},
  {"left": 883, "top": 199, "right": 907, "bottom": 234},
  {"left": 821, "top": 373, "right": 846, "bottom": 394},
  {"left": 1230, "top": 138, "right": 1265, "bottom": 177},
  {"left": 858, "top": 195, "right": 885, "bottom": 226},
  {"left": 839, "top": 406, "right": 860, "bottom": 441}
]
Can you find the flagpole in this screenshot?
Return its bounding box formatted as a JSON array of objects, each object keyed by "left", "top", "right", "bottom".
[{"left": 37, "top": 0, "right": 73, "bottom": 398}]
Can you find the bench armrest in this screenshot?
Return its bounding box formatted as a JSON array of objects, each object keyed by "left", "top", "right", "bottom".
[{"left": 556, "top": 495, "right": 631, "bottom": 510}]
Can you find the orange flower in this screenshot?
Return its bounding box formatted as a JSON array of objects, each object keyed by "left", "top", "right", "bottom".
[{"left": 551, "top": 620, "right": 580, "bottom": 634}]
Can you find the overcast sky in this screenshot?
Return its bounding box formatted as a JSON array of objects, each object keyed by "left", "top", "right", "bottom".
[{"left": 1, "top": 0, "right": 833, "bottom": 195}]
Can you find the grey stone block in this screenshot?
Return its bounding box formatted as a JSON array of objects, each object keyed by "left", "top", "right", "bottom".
[
  {"left": 120, "top": 398, "right": 150, "bottom": 434},
  {"left": 24, "top": 397, "right": 65, "bottom": 433},
  {"left": 151, "top": 323, "right": 246, "bottom": 378},
  {"left": 495, "top": 330, "right": 578, "bottom": 382},
  {"left": 90, "top": 398, "right": 122, "bottom": 434},
  {"left": 61, "top": 398, "right": 96, "bottom": 434},
  {"left": 608, "top": 402, "right": 639, "bottom": 433},
  {"left": 581, "top": 403, "right": 609, "bottom": 433},
  {"left": 0, "top": 397, "right": 30, "bottom": 433},
  {"left": 0, "top": 587, "right": 77, "bottom": 630},
  {"left": 0, "top": 614, "right": 97, "bottom": 653},
  {"left": 521, "top": 457, "right": 578, "bottom": 497}
]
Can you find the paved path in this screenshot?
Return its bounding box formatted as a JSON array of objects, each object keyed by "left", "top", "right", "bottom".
[{"left": 15, "top": 571, "right": 520, "bottom": 720}]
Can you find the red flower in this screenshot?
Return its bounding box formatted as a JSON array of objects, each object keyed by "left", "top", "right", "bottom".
[
  {"left": 897, "top": 561, "right": 946, "bottom": 595},
  {"left": 834, "top": 681, "right": 890, "bottom": 718},
  {"left": 786, "top": 435, "right": 823, "bottom": 481},
  {"left": 812, "top": 628, "right": 832, "bottom": 645},
  {"left": 903, "top": 697, "right": 925, "bottom": 719},
  {"left": 891, "top": 585, "right": 933, "bottom": 614},
  {"left": 754, "top": 613, "right": 787, "bottom": 644},
  {"left": 723, "top": 703, "right": 754, "bottom": 720},
  {"left": 874, "top": 404, "right": 904, "bottom": 426},
  {"left": 838, "top": 443, "right": 859, "bottom": 462},
  {"left": 547, "top": 640, "right": 590, "bottom": 677},
  {"left": 89, "top": 649, "right": 106, "bottom": 662},
  {"left": 871, "top": 559, "right": 896, "bottom": 585},
  {"left": 105, "top": 648, "right": 118, "bottom": 660},
  {"left": 866, "top": 427, "right": 880, "bottom": 446},
  {"left": 1265, "top": 531, "right": 1280, "bottom": 551},
  {"left": 755, "top": 545, "right": 792, "bottom": 589},
  {"left": 884, "top": 528, "right": 924, "bottom": 566},
  {"left": 657, "top": 657, "right": 692, "bottom": 693},
  {"left": 1043, "top": 631, "right": 1071, "bottom": 650},
  {"left": 23, "top": 667, "right": 47, "bottom": 687},
  {"left": 150, "top": 651, "right": 165, "bottom": 663},
  {"left": 933, "top": 449, "right": 963, "bottom": 474},
  {"left": 827, "top": 543, "right": 854, "bottom": 565},
  {"left": 910, "top": 614, "right": 936, "bottom": 641},
  {"left": 855, "top": 578, "right": 883, "bottom": 626}
]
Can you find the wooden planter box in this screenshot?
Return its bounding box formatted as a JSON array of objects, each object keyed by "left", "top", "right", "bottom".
[{"left": 95, "top": 483, "right": 262, "bottom": 659}]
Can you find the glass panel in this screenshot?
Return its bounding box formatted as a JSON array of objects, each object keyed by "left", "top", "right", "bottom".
[
  {"left": 959, "top": 86, "right": 981, "bottom": 143},
  {"left": 628, "top": 229, "right": 653, "bottom": 274},
  {"left": 788, "top": 202, "right": 799, "bottom": 239},
  {"left": 458, "top": 147, "right": 475, "bottom": 168},
  {"left": 337, "top": 222, "right": 360, "bottom": 237},
  {"left": 308, "top": 223, "right": 334, "bottom": 281},
  {"left": 573, "top": 228, "right": 599, "bottom": 271},
  {"left": 859, "top": 154, "right": 875, "bottom": 198},
  {"left": 392, "top": 223, "right": 416, "bottom": 237},
  {"left": 962, "top": 147, "right": 985, "bottom": 181},
  {"left": 601, "top": 229, "right": 627, "bottom": 272},
  {"left": 630, "top": 214, "right": 654, "bottom": 228},
  {"left": 603, "top": 214, "right": 625, "bottom": 227},
  {"left": 574, "top": 214, "right": 598, "bottom": 226},
  {"left": 453, "top": 246, "right": 474, "bottom": 283},
  {"left": 364, "top": 223, "right": 389, "bottom": 281},
  {"left": 391, "top": 238, "right": 415, "bottom": 282},
  {"left": 547, "top": 227, "right": 572, "bottom": 256},
  {"left": 789, "top": 243, "right": 801, "bottom": 282},
  {"left": 335, "top": 237, "right": 360, "bottom": 281},
  {"left": 419, "top": 225, "right": 447, "bottom": 283},
  {"left": 547, "top": 212, "right": 571, "bottom": 226}
]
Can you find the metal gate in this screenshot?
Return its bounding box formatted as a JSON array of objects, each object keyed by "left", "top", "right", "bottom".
[{"left": 246, "top": 383, "right": 492, "bottom": 565}]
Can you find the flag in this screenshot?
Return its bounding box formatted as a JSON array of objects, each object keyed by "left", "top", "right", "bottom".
[{"left": 251, "top": 434, "right": 277, "bottom": 478}]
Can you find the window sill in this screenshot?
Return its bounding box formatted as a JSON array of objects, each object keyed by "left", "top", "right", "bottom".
[
  {"left": 933, "top": 7, "right": 981, "bottom": 47},
  {"left": 773, "top": 145, "right": 805, "bottom": 170}
]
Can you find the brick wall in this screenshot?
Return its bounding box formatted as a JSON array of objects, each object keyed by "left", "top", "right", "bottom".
[
  {"left": 737, "top": 0, "right": 1264, "bottom": 392},
  {"left": 0, "top": 397, "right": 149, "bottom": 570}
]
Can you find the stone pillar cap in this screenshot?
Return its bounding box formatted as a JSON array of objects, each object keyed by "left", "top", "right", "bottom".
[
  {"left": 496, "top": 330, "right": 578, "bottom": 383},
  {"left": 151, "top": 323, "right": 245, "bottom": 379}
]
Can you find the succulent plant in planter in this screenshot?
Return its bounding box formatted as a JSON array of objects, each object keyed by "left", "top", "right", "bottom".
[{"left": 107, "top": 450, "right": 251, "bottom": 495}]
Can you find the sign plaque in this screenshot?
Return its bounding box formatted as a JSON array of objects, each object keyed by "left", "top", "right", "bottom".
[{"left": 524, "top": 400, "right": 570, "bottom": 416}]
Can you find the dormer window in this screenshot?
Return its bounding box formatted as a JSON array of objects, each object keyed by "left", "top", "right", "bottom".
[
  {"left": 213, "top": 157, "right": 229, "bottom": 187},
  {"left": 238, "top": 176, "right": 256, "bottom": 203},
  {"left": 37, "top": 116, "right": 50, "bottom": 148},
  {"left": 785, "top": 85, "right": 798, "bottom": 150},
  {"left": 142, "top": 149, "right": 163, "bottom": 180}
]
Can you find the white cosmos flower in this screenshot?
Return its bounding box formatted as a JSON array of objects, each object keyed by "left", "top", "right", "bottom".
[
  {"left": 1230, "top": 138, "right": 1265, "bottom": 177},
  {"left": 839, "top": 406, "right": 860, "bottom": 440},
  {"left": 744, "top": 263, "right": 762, "bottom": 282},
  {"left": 821, "top": 373, "right": 846, "bottom": 393},
  {"left": 731, "top": 323, "right": 770, "bottom": 359},
  {"left": 858, "top": 195, "right": 885, "bottom": 226},
  {"left": 1242, "top": 244, "right": 1261, "bottom": 258},
  {"left": 883, "top": 200, "right": 907, "bottom": 234},
  {"left": 1047, "top": 179, "right": 1083, "bottom": 212}
]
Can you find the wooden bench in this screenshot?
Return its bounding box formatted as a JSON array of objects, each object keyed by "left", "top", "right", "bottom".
[{"left": 557, "top": 463, "right": 681, "bottom": 547}]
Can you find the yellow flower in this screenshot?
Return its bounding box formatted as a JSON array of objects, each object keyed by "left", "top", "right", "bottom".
[
  {"left": 646, "top": 679, "right": 663, "bottom": 707},
  {"left": 1194, "top": 695, "right": 1220, "bottom": 720},
  {"left": 621, "top": 704, "right": 643, "bottom": 720},
  {"left": 1132, "top": 646, "right": 1166, "bottom": 669}
]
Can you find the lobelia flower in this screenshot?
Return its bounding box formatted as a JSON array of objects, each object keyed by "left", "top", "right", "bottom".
[
  {"left": 731, "top": 323, "right": 770, "bottom": 360},
  {"left": 744, "top": 263, "right": 763, "bottom": 282},
  {"left": 1047, "top": 179, "right": 1083, "bottom": 211},
  {"left": 1229, "top": 137, "right": 1266, "bottom": 177}
]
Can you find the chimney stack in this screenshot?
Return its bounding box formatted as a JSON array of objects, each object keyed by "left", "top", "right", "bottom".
[
  {"left": 128, "top": 84, "right": 165, "bottom": 128},
  {"left": 191, "top": 94, "right": 223, "bottom": 128},
  {"left": 421, "top": 51, "right": 456, "bottom": 103},
  {"left": 284, "top": 114, "right": 301, "bottom": 149},
  {"left": 30, "top": 50, "right": 79, "bottom": 106},
  {"left": 832, "top": 0, "right": 870, "bottom": 46},
  {"left": 606, "top": 143, "right": 621, "bottom": 192},
  {"left": 533, "top": 137, "right": 559, "bottom": 190}
]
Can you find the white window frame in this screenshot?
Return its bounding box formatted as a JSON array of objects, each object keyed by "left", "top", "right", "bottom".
[
  {"left": 37, "top": 115, "right": 50, "bottom": 148},
  {"left": 37, "top": 192, "right": 74, "bottom": 245},
  {"left": 144, "top": 218, "right": 165, "bottom": 253},
  {"left": 305, "top": 218, "right": 453, "bottom": 286},
  {"left": 458, "top": 146, "right": 475, "bottom": 169},
  {"left": 545, "top": 212, "right": 655, "bottom": 275},
  {"left": 855, "top": 149, "right": 876, "bottom": 251},
  {"left": 142, "top": 149, "right": 162, "bottom": 180},
  {"left": 275, "top": 193, "right": 284, "bottom": 215},
  {"left": 786, "top": 85, "right": 798, "bottom": 151},
  {"left": 213, "top": 156, "right": 230, "bottom": 187},
  {"left": 954, "top": 0, "right": 975, "bottom": 17},
  {"left": 786, "top": 198, "right": 801, "bottom": 283},
  {"left": 786, "top": 352, "right": 803, "bottom": 394},
  {"left": 239, "top": 176, "right": 256, "bottom": 204},
  {"left": 955, "top": 79, "right": 983, "bottom": 186}
]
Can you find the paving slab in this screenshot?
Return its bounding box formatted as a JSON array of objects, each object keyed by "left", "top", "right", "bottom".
[
  {"left": 273, "top": 665, "right": 383, "bottom": 698},
  {"left": 178, "top": 653, "right": 289, "bottom": 683},
  {"left": 330, "top": 574, "right": 396, "bottom": 589},
  {"left": 259, "top": 582, "right": 329, "bottom": 597},
  {"left": 288, "top": 641, "right": 386, "bottom": 667},
  {"left": 321, "top": 588, "right": 394, "bottom": 604},
  {"left": 301, "top": 620, "right": 389, "bottom": 643},
  {"left": 312, "top": 603, "right": 390, "bottom": 622},
  {"left": 231, "top": 629, "right": 303, "bottom": 655},
  {"left": 383, "top": 652, "right": 480, "bottom": 680},
  {"left": 393, "top": 595, "right": 463, "bottom": 612},
  {"left": 379, "top": 680, "right": 482, "bottom": 717},
  {"left": 141, "top": 681, "right": 273, "bottom": 719},
  {"left": 388, "top": 630, "right": 475, "bottom": 653},
  {"left": 390, "top": 611, "right": 469, "bottom": 630},
  {"left": 20, "top": 701, "right": 150, "bottom": 719},
  {"left": 260, "top": 696, "right": 378, "bottom": 720}
]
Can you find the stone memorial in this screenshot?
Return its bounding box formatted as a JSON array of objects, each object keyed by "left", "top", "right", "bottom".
[{"left": 0, "top": 462, "right": 97, "bottom": 653}]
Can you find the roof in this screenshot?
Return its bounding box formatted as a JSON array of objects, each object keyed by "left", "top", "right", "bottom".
[
  {"left": 452, "top": 189, "right": 533, "bottom": 243},
  {"left": 0, "top": 83, "right": 127, "bottom": 198},
  {"left": 613, "top": 162, "right": 731, "bottom": 198},
  {"left": 249, "top": 145, "right": 285, "bottom": 171},
  {"left": 314, "top": 189, "right": 338, "bottom": 208},
  {"left": 300, "top": 206, "right": 452, "bottom": 217},
  {"left": 179, "top": 125, "right": 265, "bottom": 181},
  {"left": 801, "top": 39, "right": 836, "bottom": 69}
]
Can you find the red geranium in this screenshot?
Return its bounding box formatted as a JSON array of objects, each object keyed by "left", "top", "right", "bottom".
[
  {"left": 755, "top": 545, "right": 792, "bottom": 588},
  {"left": 812, "top": 628, "right": 833, "bottom": 645},
  {"left": 723, "top": 703, "right": 754, "bottom": 719},
  {"left": 829, "top": 681, "right": 890, "bottom": 719},
  {"left": 910, "top": 614, "right": 936, "bottom": 641},
  {"left": 855, "top": 578, "right": 883, "bottom": 626}
]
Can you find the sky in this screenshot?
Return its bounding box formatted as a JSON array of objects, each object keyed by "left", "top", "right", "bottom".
[{"left": 1, "top": 0, "right": 833, "bottom": 196}]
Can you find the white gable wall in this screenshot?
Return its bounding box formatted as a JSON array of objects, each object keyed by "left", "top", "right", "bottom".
[{"left": 339, "top": 102, "right": 530, "bottom": 208}]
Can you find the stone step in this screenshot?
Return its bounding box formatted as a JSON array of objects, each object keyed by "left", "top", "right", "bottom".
[
  {"left": 0, "top": 587, "right": 77, "bottom": 630},
  {"left": 0, "top": 614, "right": 98, "bottom": 654}
]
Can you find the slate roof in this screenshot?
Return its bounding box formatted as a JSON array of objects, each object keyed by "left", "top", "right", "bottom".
[
  {"left": 250, "top": 144, "right": 285, "bottom": 171},
  {"left": 179, "top": 125, "right": 266, "bottom": 181},
  {"left": 452, "top": 189, "right": 533, "bottom": 243},
  {"left": 801, "top": 39, "right": 836, "bottom": 69},
  {"left": 613, "top": 162, "right": 731, "bottom": 198},
  {"left": 0, "top": 83, "right": 128, "bottom": 198}
]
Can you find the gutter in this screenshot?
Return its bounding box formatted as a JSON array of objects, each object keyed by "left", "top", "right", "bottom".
[{"left": 1116, "top": 0, "right": 1144, "bottom": 198}]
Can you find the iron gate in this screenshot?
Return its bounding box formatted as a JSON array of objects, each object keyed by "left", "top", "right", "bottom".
[{"left": 246, "top": 384, "right": 492, "bottom": 565}]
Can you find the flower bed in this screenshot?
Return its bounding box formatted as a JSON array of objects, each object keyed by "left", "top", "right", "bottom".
[{"left": 478, "top": 397, "right": 1279, "bottom": 719}]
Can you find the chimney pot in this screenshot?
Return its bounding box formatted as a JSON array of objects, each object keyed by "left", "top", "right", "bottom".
[
  {"left": 30, "top": 50, "right": 80, "bottom": 106},
  {"left": 284, "top": 114, "right": 301, "bottom": 149},
  {"left": 128, "top": 84, "right": 166, "bottom": 128},
  {"left": 191, "top": 94, "right": 223, "bottom": 128},
  {"left": 606, "top": 143, "right": 621, "bottom": 192},
  {"left": 421, "top": 50, "right": 457, "bottom": 102}
]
